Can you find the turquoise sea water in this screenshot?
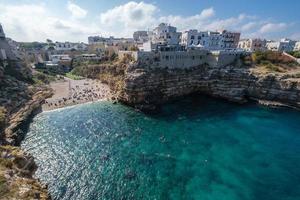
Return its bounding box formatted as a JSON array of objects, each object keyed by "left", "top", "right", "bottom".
[{"left": 21, "top": 96, "right": 300, "bottom": 200}]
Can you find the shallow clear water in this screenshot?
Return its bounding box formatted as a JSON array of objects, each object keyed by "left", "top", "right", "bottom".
[{"left": 21, "top": 96, "right": 300, "bottom": 200}]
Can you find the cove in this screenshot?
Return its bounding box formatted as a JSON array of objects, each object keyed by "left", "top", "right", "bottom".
[{"left": 21, "top": 96, "right": 300, "bottom": 200}]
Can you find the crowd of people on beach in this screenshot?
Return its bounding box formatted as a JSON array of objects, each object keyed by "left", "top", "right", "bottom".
[{"left": 44, "top": 79, "right": 111, "bottom": 110}]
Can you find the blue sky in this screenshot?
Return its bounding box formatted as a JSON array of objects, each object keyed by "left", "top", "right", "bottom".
[{"left": 0, "top": 0, "right": 299, "bottom": 42}]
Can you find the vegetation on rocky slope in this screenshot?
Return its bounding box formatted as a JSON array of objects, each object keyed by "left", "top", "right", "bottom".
[
  {"left": 69, "top": 54, "right": 133, "bottom": 97},
  {"left": 0, "top": 146, "right": 49, "bottom": 199},
  {"left": 251, "top": 51, "right": 299, "bottom": 73},
  {"left": 0, "top": 61, "right": 52, "bottom": 199},
  {"left": 289, "top": 51, "right": 300, "bottom": 58}
]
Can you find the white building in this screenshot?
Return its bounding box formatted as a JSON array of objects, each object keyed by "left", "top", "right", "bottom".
[
  {"left": 49, "top": 54, "right": 72, "bottom": 64},
  {"left": 149, "top": 23, "right": 182, "bottom": 46},
  {"left": 88, "top": 36, "right": 134, "bottom": 46},
  {"left": 138, "top": 41, "right": 153, "bottom": 52},
  {"left": 238, "top": 38, "right": 267, "bottom": 52},
  {"left": 88, "top": 36, "right": 114, "bottom": 45},
  {"left": 266, "top": 38, "right": 296, "bottom": 52},
  {"left": 133, "top": 31, "right": 149, "bottom": 43},
  {"left": 294, "top": 42, "right": 300, "bottom": 51},
  {"left": 181, "top": 29, "right": 240, "bottom": 50},
  {"left": 74, "top": 54, "right": 102, "bottom": 61},
  {"left": 52, "top": 42, "right": 88, "bottom": 51},
  {"left": 181, "top": 30, "right": 209, "bottom": 48},
  {"left": 138, "top": 23, "right": 182, "bottom": 52},
  {"left": 221, "top": 30, "right": 241, "bottom": 49},
  {"left": 88, "top": 36, "right": 135, "bottom": 52}
]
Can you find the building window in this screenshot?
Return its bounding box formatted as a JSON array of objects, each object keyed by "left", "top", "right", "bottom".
[{"left": 191, "top": 35, "right": 195, "bottom": 40}]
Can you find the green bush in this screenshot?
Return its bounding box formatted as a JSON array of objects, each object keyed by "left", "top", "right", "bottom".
[
  {"left": 32, "top": 72, "right": 55, "bottom": 85},
  {"left": 65, "top": 72, "right": 83, "bottom": 80},
  {"left": 289, "top": 51, "right": 300, "bottom": 58}
]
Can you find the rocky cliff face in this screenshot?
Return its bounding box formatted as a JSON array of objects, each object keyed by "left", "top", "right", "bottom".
[
  {"left": 118, "top": 64, "right": 300, "bottom": 110},
  {"left": 1, "top": 63, "right": 53, "bottom": 145},
  {"left": 0, "top": 62, "right": 52, "bottom": 199},
  {"left": 0, "top": 145, "right": 50, "bottom": 199}
]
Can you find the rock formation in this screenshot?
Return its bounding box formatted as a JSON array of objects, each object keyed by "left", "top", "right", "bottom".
[
  {"left": 0, "top": 61, "right": 52, "bottom": 199},
  {"left": 0, "top": 146, "right": 50, "bottom": 199},
  {"left": 116, "top": 62, "right": 300, "bottom": 111}
]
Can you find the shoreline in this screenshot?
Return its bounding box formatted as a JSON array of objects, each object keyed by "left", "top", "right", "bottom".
[
  {"left": 42, "top": 98, "right": 110, "bottom": 113},
  {"left": 42, "top": 77, "right": 112, "bottom": 112}
]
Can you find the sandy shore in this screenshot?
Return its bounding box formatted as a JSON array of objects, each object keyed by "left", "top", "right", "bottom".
[{"left": 42, "top": 77, "right": 111, "bottom": 111}]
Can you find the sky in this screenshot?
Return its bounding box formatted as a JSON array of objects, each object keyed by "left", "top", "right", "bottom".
[{"left": 0, "top": 0, "right": 299, "bottom": 42}]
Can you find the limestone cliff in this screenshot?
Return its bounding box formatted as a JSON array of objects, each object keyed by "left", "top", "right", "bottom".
[
  {"left": 117, "top": 63, "right": 300, "bottom": 110},
  {"left": 0, "top": 146, "right": 50, "bottom": 199},
  {"left": 1, "top": 63, "right": 53, "bottom": 145},
  {"left": 0, "top": 62, "right": 52, "bottom": 199}
]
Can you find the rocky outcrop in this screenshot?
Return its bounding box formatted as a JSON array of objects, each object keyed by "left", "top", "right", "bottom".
[
  {"left": 4, "top": 89, "right": 53, "bottom": 145},
  {"left": 118, "top": 64, "right": 300, "bottom": 110},
  {"left": 1, "top": 61, "right": 54, "bottom": 145},
  {"left": 0, "top": 62, "right": 53, "bottom": 199},
  {"left": 0, "top": 145, "right": 50, "bottom": 199}
]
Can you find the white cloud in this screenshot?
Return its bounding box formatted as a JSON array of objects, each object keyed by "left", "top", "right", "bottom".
[
  {"left": 203, "top": 14, "right": 249, "bottom": 31},
  {"left": 0, "top": 1, "right": 295, "bottom": 42},
  {"left": 67, "top": 1, "right": 87, "bottom": 19},
  {"left": 199, "top": 7, "right": 215, "bottom": 19},
  {"left": 241, "top": 22, "right": 257, "bottom": 31},
  {"left": 100, "top": 1, "right": 157, "bottom": 29},
  {"left": 0, "top": 3, "right": 97, "bottom": 42},
  {"left": 259, "top": 23, "right": 287, "bottom": 33}
]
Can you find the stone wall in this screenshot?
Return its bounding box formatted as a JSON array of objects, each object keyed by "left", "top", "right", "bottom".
[
  {"left": 119, "top": 50, "right": 247, "bottom": 70},
  {"left": 119, "top": 50, "right": 210, "bottom": 69}
]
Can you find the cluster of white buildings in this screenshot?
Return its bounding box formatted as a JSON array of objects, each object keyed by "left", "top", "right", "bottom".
[
  {"left": 88, "top": 36, "right": 134, "bottom": 46},
  {"left": 131, "top": 23, "right": 300, "bottom": 54},
  {"left": 133, "top": 23, "right": 241, "bottom": 52},
  {"left": 238, "top": 39, "right": 267, "bottom": 52},
  {"left": 265, "top": 38, "right": 297, "bottom": 52},
  {"left": 181, "top": 29, "right": 240, "bottom": 50},
  {"left": 45, "top": 41, "right": 88, "bottom": 51},
  {"left": 238, "top": 38, "right": 300, "bottom": 52}
]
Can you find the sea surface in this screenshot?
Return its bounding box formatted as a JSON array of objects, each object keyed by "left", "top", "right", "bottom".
[{"left": 21, "top": 96, "right": 300, "bottom": 200}]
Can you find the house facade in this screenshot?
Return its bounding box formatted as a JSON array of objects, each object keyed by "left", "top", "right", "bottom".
[
  {"left": 294, "top": 42, "right": 300, "bottom": 51},
  {"left": 149, "top": 23, "right": 182, "bottom": 46},
  {"left": 181, "top": 29, "right": 240, "bottom": 50},
  {"left": 52, "top": 42, "right": 88, "bottom": 51},
  {"left": 266, "top": 38, "right": 296, "bottom": 52},
  {"left": 238, "top": 38, "right": 267, "bottom": 52},
  {"left": 133, "top": 31, "right": 149, "bottom": 43}
]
